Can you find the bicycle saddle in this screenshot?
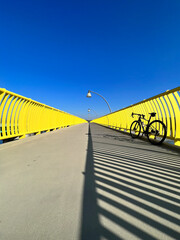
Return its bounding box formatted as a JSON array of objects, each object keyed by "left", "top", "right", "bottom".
[{"left": 149, "top": 112, "right": 156, "bottom": 117}]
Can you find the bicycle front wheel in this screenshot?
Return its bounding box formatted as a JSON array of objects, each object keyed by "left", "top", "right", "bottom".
[
  {"left": 130, "top": 121, "right": 141, "bottom": 138},
  {"left": 147, "top": 120, "right": 167, "bottom": 145}
]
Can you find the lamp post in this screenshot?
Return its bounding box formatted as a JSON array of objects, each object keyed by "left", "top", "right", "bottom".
[
  {"left": 88, "top": 108, "right": 98, "bottom": 119},
  {"left": 86, "top": 90, "right": 112, "bottom": 113},
  {"left": 86, "top": 90, "right": 111, "bottom": 126}
]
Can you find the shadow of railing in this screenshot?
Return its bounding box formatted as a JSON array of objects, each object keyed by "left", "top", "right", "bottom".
[{"left": 80, "top": 123, "right": 180, "bottom": 240}]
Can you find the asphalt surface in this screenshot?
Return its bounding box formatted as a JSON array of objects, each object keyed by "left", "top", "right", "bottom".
[{"left": 0, "top": 123, "right": 180, "bottom": 240}]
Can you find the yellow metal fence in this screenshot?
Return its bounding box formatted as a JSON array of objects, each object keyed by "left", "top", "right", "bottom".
[
  {"left": 92, "top": 87, "right": 180, "bottom": 146},
  {"left": 0, "top": 88, "right": 86, "bottom": 141}
]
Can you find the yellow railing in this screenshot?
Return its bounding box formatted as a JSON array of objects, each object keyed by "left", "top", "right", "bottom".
[
  {"left": 92, "top": 87, "right": 180, "bottom": 146},
  {"left": 0, "top": 88, "right": 86, "bottom": 141}
]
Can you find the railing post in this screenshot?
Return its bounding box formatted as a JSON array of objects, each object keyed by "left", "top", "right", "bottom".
[
  {"left": 19, "top": 134, "right": 26, "bottom": 139},
  {"left": 35, "top": 131, "right": 41, "bottom": 135},
  {"left": 174, "top": 139, "right": 180, "bottom": 146}
]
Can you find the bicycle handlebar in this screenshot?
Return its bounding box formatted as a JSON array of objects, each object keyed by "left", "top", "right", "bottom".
[
  {"left": 131, "top": 112, "right": 145, "bottom": 119},
  {"left": 131, "top": 112, "right": 156, "bottom": 119}
]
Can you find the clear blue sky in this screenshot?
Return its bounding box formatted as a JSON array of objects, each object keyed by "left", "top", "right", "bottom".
[{"left": 0, "top": 0, "right": 180, "bottom": 120}]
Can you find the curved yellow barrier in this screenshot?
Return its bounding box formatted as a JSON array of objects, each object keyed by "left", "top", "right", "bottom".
[
  {"left": 92, "top": 87, "right": 180, "bottom": 146},
  {"left": 0, "top": 88, "right": 86, "bottom": 141}
]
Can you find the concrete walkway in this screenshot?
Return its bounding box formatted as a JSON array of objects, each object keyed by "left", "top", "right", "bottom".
[
  {"left": 0, "top": 123, "right": 180, "bottom": 240},
  {"left": 0, "top": 124, "right": 88, "bottom": 240}
]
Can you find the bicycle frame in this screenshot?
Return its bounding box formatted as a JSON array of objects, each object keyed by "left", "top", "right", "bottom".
[
  {"left": 131, "top": 113, "right": 155, "bottom": 134},
  {"left": 130, "top": 112, "right": 167, "bottom": 144}
]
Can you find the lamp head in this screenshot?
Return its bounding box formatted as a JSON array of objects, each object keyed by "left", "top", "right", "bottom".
[
  {"left": 86, "top": 90, "right": 92, "bottom": 98},
  {"left": 88, "top": 108, "right": 90, "bottom": 112}
]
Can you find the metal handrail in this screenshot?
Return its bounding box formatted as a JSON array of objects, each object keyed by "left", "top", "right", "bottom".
[
  {"left": 0, "top": 88, "right": 86, "bottom": 141},
  {"left": 92, "top": 87, "right": 180, "bottom": 146}
]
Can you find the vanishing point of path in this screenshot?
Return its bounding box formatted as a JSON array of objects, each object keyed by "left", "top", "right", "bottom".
[{"left": 0, "top": 123, "right": 180, "bottom": 240}]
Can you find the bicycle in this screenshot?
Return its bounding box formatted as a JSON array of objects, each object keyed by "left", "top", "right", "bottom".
[{"left": 130, "top": 112, "right": 167, "bottom": 145}]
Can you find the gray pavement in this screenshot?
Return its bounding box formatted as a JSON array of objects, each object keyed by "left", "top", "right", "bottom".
[
  {"left": 0, "top": 124, "right": 88, "bottom": 240},
  {"left": 0, "top": 123, "right": 180, "bottom": 240}
]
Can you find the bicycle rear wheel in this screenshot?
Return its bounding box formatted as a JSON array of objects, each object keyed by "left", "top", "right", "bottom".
[
  {"left": 147, "top": 120, "right": 167, "bottom": 145},
  {"left": 130, "top": 121, "right": 141, "bottom": 138}
]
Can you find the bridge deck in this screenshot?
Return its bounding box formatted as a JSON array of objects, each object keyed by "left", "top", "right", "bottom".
[{"left": 0, "top": 123, "right": 179, "bottom": 240}]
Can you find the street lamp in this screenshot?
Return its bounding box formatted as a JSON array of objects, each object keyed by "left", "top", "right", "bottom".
[
  {"left": 86, "top": 90, "right": 112, "bottom": 113},
  {"left": 88, "top": 108, "right": 98, "bottom": 118}
]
